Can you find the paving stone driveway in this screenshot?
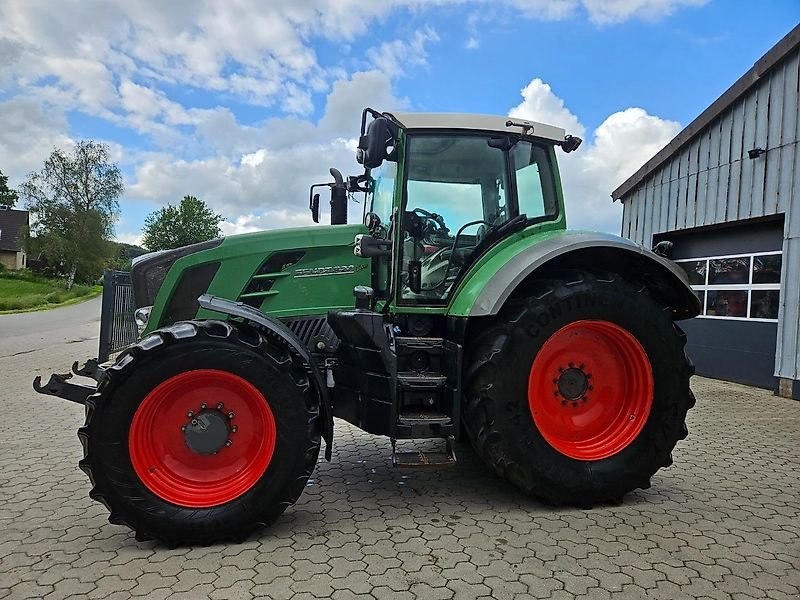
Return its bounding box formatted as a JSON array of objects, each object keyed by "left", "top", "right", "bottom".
[{"left": 1, "top": 306, "right": 799, "bottom": 599}]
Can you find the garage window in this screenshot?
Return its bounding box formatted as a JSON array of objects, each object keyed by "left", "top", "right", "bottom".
[{"left": 675, "top": 252, "right": 782, "bottom": 322}]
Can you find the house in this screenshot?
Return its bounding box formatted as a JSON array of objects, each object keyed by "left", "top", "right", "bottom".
[
  {"left": 612, "top": 25, "right": 799, "bottom": 400},
  {"left": 0, "top": 208, "right": 29, "bottom": 271}
]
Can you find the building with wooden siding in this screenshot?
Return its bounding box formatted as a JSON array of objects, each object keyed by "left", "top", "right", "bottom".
[{"left": 613, "top": 25, "right": 799, "bottom": 399}]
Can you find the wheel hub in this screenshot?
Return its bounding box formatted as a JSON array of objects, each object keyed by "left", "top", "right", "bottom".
[
  {"left": 557, "top": 367, "right": 588, "bottom": 400},
  {"left": 184, "top": 409, "right": 231, "bottom": 455}
]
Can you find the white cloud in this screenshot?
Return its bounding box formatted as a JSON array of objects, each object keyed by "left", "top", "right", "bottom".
[
  {"left": 220, "top": 210, "right": 316, "bottom": 235},
  {"left": 320, "top": 70, "right": 408, "bottom": 135},
  {"left": 509, "top": 78, "right": 585, "bottom": 138},
  {"left": 508, "top": 0, "right": 708, "bottom": 23},
  {"left": 115, "top": 232, "right": 145, "bottom": 247},
  {"left": 0, "top": 97, "right": 73, "bottom": 185},
  {"left": 129, "top": 137, "right": 359, "bottom": 220},
  {"left": 0, "top": 0, "right": 701, "bottom": 239},
  {"left": 367, "top": 27, "right": 440, "bottom": 79},
  {"left": 508, "top": 79, "right": 680, "bottom": 233},
  {"left": 581, "top": 0, "right": 709, "bottom": 24}
]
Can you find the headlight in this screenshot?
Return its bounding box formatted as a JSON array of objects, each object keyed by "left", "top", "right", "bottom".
[{"left": 134, "top": 306, "right": 152, "bottom": 335}]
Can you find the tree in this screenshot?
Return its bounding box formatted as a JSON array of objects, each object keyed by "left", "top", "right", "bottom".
[
  {"left": 21, "top": 141, "right": 123, "bottom": 288},
  {"left": 142, "top": 195, "right": 223, "bottom": 251},
  {"left": 0, "top": 170, "right": 19, "bottom": 209}
]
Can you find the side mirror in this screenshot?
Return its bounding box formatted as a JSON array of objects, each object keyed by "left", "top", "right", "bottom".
[
  {"left": 359, "top": 117, "right": 395, "bottom": 169},
  {"left": 310, "top": 193, "right": 320, "bottom": 223}
]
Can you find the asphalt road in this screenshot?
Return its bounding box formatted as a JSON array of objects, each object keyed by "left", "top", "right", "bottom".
[
  {"left": 0, "top": 296, "right": 101, "bottom": 360},
  {"left": 1, "top": 301, "right": 799, "bottom": 599}
]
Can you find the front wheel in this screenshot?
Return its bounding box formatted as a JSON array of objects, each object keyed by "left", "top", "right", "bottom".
[
  {"left": 79, "top": 320, "right": 321, "bottom": 545},
  {"left": 463, "top": 270, "right": 695, "bottom": 505}
]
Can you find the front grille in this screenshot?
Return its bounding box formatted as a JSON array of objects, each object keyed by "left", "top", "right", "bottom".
[{"left": 98, "top": 270, "right": 139, "bottom": 362}]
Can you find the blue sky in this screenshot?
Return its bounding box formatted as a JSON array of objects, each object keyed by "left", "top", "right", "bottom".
[{"left": 0, "top": 1, "right": 797, "bottom": 245}]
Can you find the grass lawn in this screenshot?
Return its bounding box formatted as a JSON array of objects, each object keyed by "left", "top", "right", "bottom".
[{"left": 0, "top": 273, "right": 101, "bottom": 312}]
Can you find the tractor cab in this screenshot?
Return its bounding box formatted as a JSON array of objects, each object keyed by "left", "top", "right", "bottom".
[{"left": 315, "top": 109, "right": 582, "bottom": 307}]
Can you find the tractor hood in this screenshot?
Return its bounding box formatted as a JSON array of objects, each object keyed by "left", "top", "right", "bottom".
[{"left": 138, "top": 224, "right": 369, "bottom": 333}]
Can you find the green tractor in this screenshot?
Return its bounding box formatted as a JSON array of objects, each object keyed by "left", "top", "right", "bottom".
[{"left": 34, "top": 108, "right": 699, "bottom": 545}]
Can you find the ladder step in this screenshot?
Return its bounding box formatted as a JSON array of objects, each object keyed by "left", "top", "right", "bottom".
[
  {"left": 397, "top": 412, "right": 451, "bottom": 426},
  {"left": 397, "top": 372, "right": 447, "bottom": 388},
  {"left": 392, "top": 437, "right": 457, "bottom": 467}
]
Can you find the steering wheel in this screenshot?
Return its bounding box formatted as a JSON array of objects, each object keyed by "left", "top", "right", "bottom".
[{"left": 411, "top": 208, "right": 449, "bottom": 241}]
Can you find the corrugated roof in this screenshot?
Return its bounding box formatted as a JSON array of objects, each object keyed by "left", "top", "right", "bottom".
[
  {"left": 0, "top": 208, "right": 29, "bottom": 252},
  {"left": 612, "top": 23, "right": 800, "bottom": 201}
]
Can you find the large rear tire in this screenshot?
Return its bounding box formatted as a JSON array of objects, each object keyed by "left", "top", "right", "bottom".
[
  {"left": 463, "top": 270, "right": 695, "bottom": 505},
  {"left": 78, "top": 320, "right": 320, "bottom": 545}
]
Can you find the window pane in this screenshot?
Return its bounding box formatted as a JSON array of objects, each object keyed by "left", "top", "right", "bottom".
[
  {"left": 752, "top": 254, "right": 782, "bottom": 284},
  {"left": 678, "top": 260, "right": 706, "bottom": 285},
  {"left": 751, "top": 290, "right": 780, "bottom": 319},
  {"left": 511, "top": 142, "right": 556, "bottom": 220},
  {"left": 706, "top": 290, "right": 748, "bottom": 317},
  {"left": 708, "top": 257, "right": 750, "bottom": 284},
  {"left": 694, "top": 289, "right": 705, "bottom": 310}
]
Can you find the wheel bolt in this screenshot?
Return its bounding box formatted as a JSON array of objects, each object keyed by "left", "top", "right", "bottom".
[
  {"left": 553, "top": 390, "right": 560, "bottom": 397},
  {"left": 568, "top": 362, "right": 574, "bottom": 368},
  {"left": 200, "top": 403, "right": 207, "bottom": 409},
  {"left": 228, "top": 412, "right": 235, "bottom": 419},
  {"left": 588, "top": 385, "right": 594, "bottom": 391},
  {"left": 231, "top": 425, "right": 238, "bottom": 433},
  {"left": 187, "top": 411, "right": 194, "bottom": 417},
  {"left": 572, "top": 401, "right": 578, "bottom": 408},
  {"left": 181, "top": 425, "right": 187, "bottom": 432},
  {"left": 225, "top": 440, "right": 232, "bottom": 447},
  {"left": 216, "top": 403, "right": 224, "bottom": 410},
  {"left": 552, "top": 378, "right": 558, "bottom": 384},
  {"left": 561, "top": 400, "right": 567, "bottom": 406}
]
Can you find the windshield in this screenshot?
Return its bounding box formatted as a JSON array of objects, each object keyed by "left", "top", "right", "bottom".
[{"left": 399, "top": 133, "right": 557, "bottom": 304}]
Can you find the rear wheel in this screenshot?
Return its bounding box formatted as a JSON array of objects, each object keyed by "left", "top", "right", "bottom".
[
  {"left": 79, "top": 320, "right": 320, "bottom": 545},
  {"left": 463, "top": 270, "right": 694, "bottom": 505}
]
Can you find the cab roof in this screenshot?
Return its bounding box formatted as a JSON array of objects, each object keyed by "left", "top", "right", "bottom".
[{"left": 385, "top": 111, "right": 567, "bottom": 144}]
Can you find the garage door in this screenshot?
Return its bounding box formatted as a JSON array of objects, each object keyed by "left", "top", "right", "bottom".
[{"left": 654, "top": 217, "right": 784, "bottom": 389}]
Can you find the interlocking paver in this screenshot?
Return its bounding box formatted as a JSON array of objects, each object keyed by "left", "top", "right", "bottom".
[{"left": 2, "top": 307, "right": 800, "bottom": 599}]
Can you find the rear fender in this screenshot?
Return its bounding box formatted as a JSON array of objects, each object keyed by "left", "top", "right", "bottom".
[
  {"left": 197, "top": 294, "right": 334, "bottom": 460},
  {"left": 448, "top": 231, "right": 700, "bottom": 320}
]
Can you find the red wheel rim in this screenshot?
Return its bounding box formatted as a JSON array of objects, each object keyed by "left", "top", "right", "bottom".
[
  {"left": 129, "top": 369, "right": 276, "bottom": 507},
  {"left": 528, "top": 320, "right": 653, "bottom": 461}
]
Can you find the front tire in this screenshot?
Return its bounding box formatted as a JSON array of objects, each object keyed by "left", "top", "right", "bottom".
[
  {"left": 78, "top": 320, "right": 321, "bottom": 545},
  {"left": 463, "top": 270, "right": 695, "bottom": 505}
]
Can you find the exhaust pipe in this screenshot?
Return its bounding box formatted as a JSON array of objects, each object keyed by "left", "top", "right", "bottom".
[{"left": 329, "top": 168, "right": 347, "bottom": 225}]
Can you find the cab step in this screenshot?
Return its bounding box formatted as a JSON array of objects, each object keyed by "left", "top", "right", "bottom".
[
  {"left": 397, "top": 412, "right": 451, "bottom": 426},
  {"left": 391, "top": 436, "right": 456, "bottom": 467}
]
